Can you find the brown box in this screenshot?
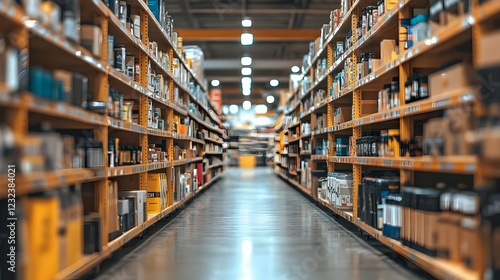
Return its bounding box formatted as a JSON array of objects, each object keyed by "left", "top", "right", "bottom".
[
  {"left": 459, "top": 216, "right": 481, "bottom": 270},
  {"left": 437, "top": 213, "right": 461, "bottom": 261},
  {"left": 478, "top": 30, "right": 500, "bottom": 67},
  {"left": 361, "top": 100, "right": 378, "bottom": 116},
  {"left": 370, "top": 58, "right": 381, "bottom": 72},
  {"left": 429, "top": 62, "right": 476, "bottom": 97},
  {"left": 338, "top": 107, "right": 352, "bottom": 123},
  {"left": 380, "top": 40, "right": 396, "bottom": 65},
  {"left": 80, "top": 25, "right": 102, "bottom": 58}
]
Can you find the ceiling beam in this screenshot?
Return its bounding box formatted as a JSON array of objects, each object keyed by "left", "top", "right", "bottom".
[
  {"left": 222, "top": 98, "right": 268, "bottom": 105},
  {"left": 175, "top": 29, "right": 320, "bottom": 41},
  {"left": 204, "top": 59, "right": 302, "bottom": 70},
  {"left": 206, "top": 76, "right": 289, "bottom": 83},
  {"left": 168, "top": 9, "right": 331, "bottom": 15}
]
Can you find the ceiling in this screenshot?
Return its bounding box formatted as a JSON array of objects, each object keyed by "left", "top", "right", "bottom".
[{"left": 166, "top": 0, "right": 336, "bottom": 105}]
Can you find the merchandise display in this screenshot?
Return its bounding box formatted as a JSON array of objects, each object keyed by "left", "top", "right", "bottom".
[
  {"left": 274, "top": 0, "right": 500, "bottom": 279},
  {"left": 0, "top": 0, "right": 225, "bottom": 279}
]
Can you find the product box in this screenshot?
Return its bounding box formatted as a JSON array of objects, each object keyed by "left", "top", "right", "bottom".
[
  {"left": 80, "top": 25, "right": 103, "bottom": 58},
  {"left": 429, "top": 62, "right": 476, "bottom": 97},
  {"left": 459, "top": 217, "right": 481, "bottom": 270},
  {"left": 337, "top": 107, "right": 352, "bottom": 124},
  {"left": 385, "top": 0, "right": 398, "bottom": 12},
  {"left": 361, "top": 100, "right": 378, "bottom": 116},
  {"left": 478, "top": 30, "right": 500, "bottom": 67},
  {"left": 380, "top": 40, "right": 396, "bottom": 65},
  {"left": 147, "top": 173, "right": 162, "bottom": 213},
  {"left": 119, "top": 191, "right": 147, "bottom": 225},
  {"left": 26, "top": 193, "right": 60, "bottom": 280}
]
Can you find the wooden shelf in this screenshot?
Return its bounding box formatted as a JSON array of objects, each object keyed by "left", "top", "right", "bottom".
[
  {"left": 147, "top": 161, "right": 172, "bottom": 171},
  {"left": 173, "top": 157, "right": 203, "bottom": 166},
  {"left": 289, "top": 153, "right": 299, "bottom": 157},
  {"left": 109, "top": 118, "right": 147, "bottom": 134},
  {"left": 0, "top": 168, "right": 104, "bottom": 198},
  {"left": 208, "top": 162, "right": 224, "bottom": 169},
  {"left": 27, "top": 94, "right": 106, "bottom": 126},
  {"left": 148, "top": 128, "right": 173, "bottom": 138},
  {"left": 311, "top": 154, "right": 328, "bottom": 161},
  {"left": 108, "top": 164, "right": 148, "bottom": 177},
  {"left": 204, "top": 137, "right": 223, "bottom": 144},
  {"left": 329, "top": 85, "right": 353, "bottom": 103},
  {"left": 330, "top": 155, "right": 477, "bottom": 174},
  {"left": 311, "top": 127, "right": 329, "bottom": 136}
]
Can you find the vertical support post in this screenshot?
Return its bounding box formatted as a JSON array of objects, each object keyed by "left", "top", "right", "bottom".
[
  {"left": 352, "top": 10, "right": 361, "bottom": 218},
  {"left": 139, "top": 9, "right": 149, "bottom": 191},
  {"left": 327, "top": 41, "right": 335, "bottom": 173}
]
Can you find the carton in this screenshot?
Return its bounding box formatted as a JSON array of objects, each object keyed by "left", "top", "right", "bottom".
[
  {"left": 380, "top": 40, "right": 396, "bottom": 65},
  {"left": 478, "top": 30, "right": 500, "bottom": 67},
  {"left": 429, "top": 62, "right": 476, "bottom": 97},
  {"left": 80, "top": 25, "right": 102, "bottom": 58}
]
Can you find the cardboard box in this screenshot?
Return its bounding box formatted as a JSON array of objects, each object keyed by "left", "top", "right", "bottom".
[
  {"left": 429, "top": 62, "right": 476, "bottom": 97},
  {"left": 478, "top": 30, "right": 500, "bottom": 67},
  {"left": 80, "top": 25, "right": 102, "bottom": 58},
  {"left": 459, "top": 217, "right": 481, "bottom": 270},
  {"left": 361, "top": 100, "right": 378, "bottom": 116},
  {"left": 147, "top": 173, "right": 162, "bottom": 213},
  {"left": 385, "top": 0, "right": 398, "bottom": 12},
  {"left": 380, "top": 40, "right": 396, "bottom": 65},
  {"left": 119, "top": 191, "right": 147, "bottom": 225}
]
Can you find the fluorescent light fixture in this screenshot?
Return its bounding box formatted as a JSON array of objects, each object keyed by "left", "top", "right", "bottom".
[
  {"left": 241, "top": 67, "right": 252, "bottom": 76},
  {"left": 229, "top": 104, "right": 239, "bottom": 114},
  {"left": 291, "top": 65, "right": 300, "bottom": 73},
  {"left": 241, "top": 18, "right": 252, "bottom": 27},
  {"left": 222, "top": 106, "right": 229, "bottom": 114},
  {"left": 266, "top": 95, "right": 275, "bottom": 104},
  {"left": 241, "top": 77, "right": 252, "bottom": 88},
  {"left": 270, "top": 79, "right": 279, "bottom": 87},
  {"left": 241, "top": 32, "right": 253, "bottom": 45},
  {"left": 241, "top": 56, "right": 252, "bottom": 66},
  {"left": 255, "top": 104, "right": 268, "bottom": 114},
  {"left": 211, "top": 79, "right": 220, "bottom": 87},
  {"left": 290, "top": 74, "right": 302, "bottom": 82},
  {"left": 242, "top": 88, "right": 251, "bottom": 96},
  {"left": 242, "top": 100, "right": 252, "bottom": 110}
]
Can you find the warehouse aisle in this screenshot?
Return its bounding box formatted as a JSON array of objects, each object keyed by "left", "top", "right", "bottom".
[{"left": 96, "top": 167, "right": 424, "bottom": 280}]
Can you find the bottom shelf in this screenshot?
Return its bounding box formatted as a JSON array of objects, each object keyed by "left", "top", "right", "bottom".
[
  {"left": 275, "top": 171, "right": 480, "bottom": 280},
  {"left": 54, "top": 172, "right": 223, "bottom": 280}
]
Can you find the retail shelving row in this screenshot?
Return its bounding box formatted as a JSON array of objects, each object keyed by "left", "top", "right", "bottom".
[
  {"left": 274, "top": 0, "right": 500, "bottom": 278},
  {"left": 0, "top": 1, "right": 226, "bottom": 279}
]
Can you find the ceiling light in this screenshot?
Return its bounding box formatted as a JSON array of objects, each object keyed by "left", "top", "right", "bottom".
[
  {"left": 241, "top": 32, "right": 253, "bottom": 45},
  {"left": 255, "top": 104, "right": 268, "bottom": 114},
  {"left": 242, "top": 88, "right": 251, "bottom": 96},
  {"left": 222, "top": 106, "right": 229, "bottom": 114},
  {"left": 243, "top": 100, "right": 252, "bottom": 110},
  {"left": 241, "top": 56, "right": 252, "bottom": 66},
  {"left": 270, "top": 79, "right": 279, "bottom": 87},
  {"left": 241, "top": 77, "right": 252, "bottom": 88},
  {"left": 291, "top": 66, "right": 300, "bottom": 73},
  {"left": 266, "top": 95, "right": 275, "bottom": 104},
  {"left": 241, "top": 18, "right": 252, "bottom": 27},
  {"left": 229, "top": 104, "right": 239, "bottom": 114},
  {"left": 211, "top": 79, "right": 220, "bottom": 87},
  {"left": 241, "top": 67, "right": 252, "bottom": 76}
]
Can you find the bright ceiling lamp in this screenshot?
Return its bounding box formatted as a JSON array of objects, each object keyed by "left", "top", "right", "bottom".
[
  {"left": 270, "top": 79, "right": 279, "bottom": 87},
  {"left": 242, "top": 88, "right": 251, "bottom": 96},
  {"left": 222, "top": 106, "right": 229, "bottom": 114},
  {"left": 255, "top": 104, "right": 268, "bottom": 114},
  {"left": 211, "top": 79, "right": 220, "bottom": 87},
  {"left": 241, "top": 32, "right": 253, "bottom": 45},
  {"left": 242, "top": 100, "right": 252, "bottom": 110},
  {"left": 241, "top": 18, "right": 252, "bottom": 27},
  {"left": 241, "top": 77, "right": 252, "bottom": 88},
  {"left": 229, "top": 104, "right": 239, "bottom": 114},
  {"left": 241, "top": 67, "right": 252, "bottom": 76},
  {"left": 241, "top": 56, "right": 252, "bottom": 66},
  {"left": 291, "top": 66, "right": 300, "bottom": 73},
  {"left": 266, "top": 95, "right": 275, "bottom": 104}
]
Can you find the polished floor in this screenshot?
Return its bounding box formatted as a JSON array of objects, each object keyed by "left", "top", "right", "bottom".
[{"left": 96, "top": 167, "right": 425, "bottom": 280}]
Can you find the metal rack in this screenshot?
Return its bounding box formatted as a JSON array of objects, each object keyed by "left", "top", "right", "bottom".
[
  {"left": 274, "top": 0, "right": 500, "bottom": 278},
  {"left": 0, "top": 1, "right": 226, "bottom": 278}
]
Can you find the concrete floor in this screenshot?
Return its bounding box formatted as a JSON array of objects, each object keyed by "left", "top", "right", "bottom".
[{"left": 96, "top": 167, "right": 425, "bottom": 280}]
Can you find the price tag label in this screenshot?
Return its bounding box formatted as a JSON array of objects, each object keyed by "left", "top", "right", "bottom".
[
  {"left": 433, "top": 98, "right": 450, "bottom": 108},
  {"left": 408, "top": 50, "right": 413, "bottom": 58},
  {"left": 370, "top": 116, "right": 375, "bottom": 122}
]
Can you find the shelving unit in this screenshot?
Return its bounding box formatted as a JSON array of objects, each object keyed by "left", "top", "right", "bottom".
[
  {"left": 274, "top": 0, "right": 499, "bottom": 278},
  {"left": 0, "top": 1, "right": 226, "bottom": 279}
]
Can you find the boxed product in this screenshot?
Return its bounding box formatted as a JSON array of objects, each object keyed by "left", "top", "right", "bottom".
[
  {"left": 80, "top": 25, "right": 103, "bottom": 58},
  {"left": 478, "top": 30, "right": 500, "bottom": 67},
  {"left": 380, "top": 39, "right": 396, "bottom": 65},
  {"left": 119, "top": 191, "right": 147, "bottom": 225},
  {"left": 361, "top": 100, "right": 378, "bottom": 116},
  {"left": 429, "top": 62, "right": 476, "bottom": 97}
]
